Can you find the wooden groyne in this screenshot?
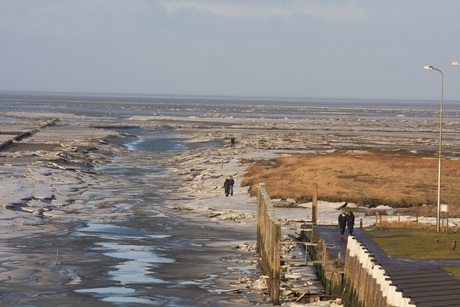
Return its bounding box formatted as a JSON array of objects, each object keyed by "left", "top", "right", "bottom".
[
  {"left": 256, "top": 183, "right": 281, "bottom": 305},
  {"left": 0, "top": 118, "right": 58, "bottom": 150},
  {"left": 257, "top": 182, "right": 341, "bottom": 305}
]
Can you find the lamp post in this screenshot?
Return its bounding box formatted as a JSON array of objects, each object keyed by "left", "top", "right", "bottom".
[{"left": 423, "top": 65, "right": 443, "bottom": 232}]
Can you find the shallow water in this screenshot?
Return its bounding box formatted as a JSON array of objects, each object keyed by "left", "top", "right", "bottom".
[
  {"left": 2, "top": 91, "right": 460, "bottom": 121},
  {"left": 63, "top": 135, "right": 247, "bottom": 305},
  {"left": 0, "top": 109, "right": 265, "bottom": 306},
  {"left": 74, "top": 214, "right": 177, "bottom": 301}
]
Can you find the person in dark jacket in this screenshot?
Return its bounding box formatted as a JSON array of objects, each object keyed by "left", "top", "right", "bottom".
[
  {"left": 347, "top": 211, "right": 355, "bottom": 235},
  {"left": 223, "top": 176, "right": 234, "bottom": 197},
  {"left": 338, "top": 212, "right": 347, "bottom": 239}
]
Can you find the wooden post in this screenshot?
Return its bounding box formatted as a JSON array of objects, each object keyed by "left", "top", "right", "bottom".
[
  {"left": 312, "top": 183, "right": 318, "bottom": 225},
  {"left": 256, "top": 183, "right": 263, "bottom": 254},
  {"left": 272, "top": 222, "right": 281, "bottom": 304},
  {"left": 447, "top": 212, "right": 449, "bottom": 232},
  {"left": 323, "top": 240, "right": 326, "bottom": 266}
]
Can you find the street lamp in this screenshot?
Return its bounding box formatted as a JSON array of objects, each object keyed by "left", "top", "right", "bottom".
[
  {"left": 423, "top": 65, "right": 443, "bottom": 232},
  {"left": 452, "top": 61, "right": 460, "bottom": 66}
]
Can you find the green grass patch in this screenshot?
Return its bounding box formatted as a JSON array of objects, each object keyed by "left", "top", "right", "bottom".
[
  {"left": 368, "top": 228, "right": 460, "bottom": 279},
  {"left": 444, "top": 266, "right": 460, "bottom": 279},
  {"left": 368, "top": 228, "right": 460, "bottom": 260}
]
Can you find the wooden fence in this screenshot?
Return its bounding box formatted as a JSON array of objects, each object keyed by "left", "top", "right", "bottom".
[
  {"left": 343, "top": 236, "right": 416, "bottom": 307},
  {"left": 256, "top": 183, "right": 281, "bottom": 305}
]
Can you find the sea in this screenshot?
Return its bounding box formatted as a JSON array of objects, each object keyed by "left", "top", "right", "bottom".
[
  {"left": 0, "top": 92, "right": 458, "bottom": 306},
  {"left": 1, "top": 91, "right": 460, "bottom": 121}
]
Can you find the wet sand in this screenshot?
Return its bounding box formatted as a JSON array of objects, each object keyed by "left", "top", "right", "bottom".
[
  {"left": 0, "top": 109, "right": 455, "bottom": 306},
  {"left": 0, "top": 114, "right": 275, "bottom": 306}
]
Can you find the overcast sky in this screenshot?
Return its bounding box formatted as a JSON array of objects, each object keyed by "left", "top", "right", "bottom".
[{"left": 1, "top": 0, "right": 460, "bottom": 101}]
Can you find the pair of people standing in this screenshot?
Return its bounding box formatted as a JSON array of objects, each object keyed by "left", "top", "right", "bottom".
[
  {"left": 338, "top": 211, "right": 355, "bottom": 239},
  {"left": 224, "top": 176, "right": 234, "bottom": 197}
]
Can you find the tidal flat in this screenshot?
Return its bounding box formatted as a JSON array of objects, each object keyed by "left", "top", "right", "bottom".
[{"left": 0, "top": 96, "right": 457, "bottom": 306}]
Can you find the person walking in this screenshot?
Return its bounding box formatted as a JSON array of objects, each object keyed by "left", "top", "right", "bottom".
[
  {"left": 338, "top": 211, "right": 347, "bottom": 240},
  {"left": 223, "top": 175, "right": 234, "bottom": 197},
  {"left": 347, "top": 211, "right": 355, "bottom": 235}
]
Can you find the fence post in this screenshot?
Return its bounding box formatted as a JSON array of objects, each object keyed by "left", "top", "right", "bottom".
[
  {"left": 312, "top": 183, "right": 318, "bottom": 225},
  {"left": 256, "top": 183, "right": 264, "bottom": 254},
  {"left": 375, "top": 211, "right": 381, "bottom": 225}
]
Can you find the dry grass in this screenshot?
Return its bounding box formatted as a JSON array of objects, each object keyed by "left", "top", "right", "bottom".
[
  {"left": 375, "top": 220, "right": 440, "bottom": 230},
  {"left": 241, "top": 150, "right": 460, "bottom": 211},
  {"left": 394, "top": 206, "right": 460, "bottom": 218}
]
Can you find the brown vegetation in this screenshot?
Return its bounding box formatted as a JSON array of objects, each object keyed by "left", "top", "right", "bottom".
[{"left": 241, "top": 150, "right": 460, "bottom": 210}]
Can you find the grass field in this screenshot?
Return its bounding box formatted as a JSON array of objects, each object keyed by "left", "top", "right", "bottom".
[
  {"left": 241, "top": 150, "right": 460, "bottom": 214},
  {"left": 368, "top": 227, "right": 460, "bottom": 278},
  {"left": 368, "top": 228, "right": 460, "bottom": 259}
]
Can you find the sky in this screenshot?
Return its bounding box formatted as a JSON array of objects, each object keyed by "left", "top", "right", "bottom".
[{"left": 1, "top": 0, "right": 460, "bottom": 101}]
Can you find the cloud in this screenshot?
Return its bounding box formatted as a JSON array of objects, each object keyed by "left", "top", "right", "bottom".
[{"left": 159, "top": 0, "right": 365, "bottom": 20}]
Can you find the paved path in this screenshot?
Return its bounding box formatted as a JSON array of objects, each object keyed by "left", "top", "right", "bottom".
[{"left": 314, "top": 225, "right": 460, "bottom": 307}]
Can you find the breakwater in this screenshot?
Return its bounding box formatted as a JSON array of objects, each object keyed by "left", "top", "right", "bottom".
[
  {"left": 0, "top": 118, "right": 58, "bottom": 150},
  {"left": 256, "top": 183, "right": 281, "bottom": 304}
]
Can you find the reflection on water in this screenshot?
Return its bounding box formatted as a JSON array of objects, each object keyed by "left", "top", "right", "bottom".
[
  {"left": 100, "top": 242, "right": 173, "bottom": 284},
  {"left": 76, "top": 221, "right": 174, "bottom": 303},
  {"left": 126, "top": 137, "right": 189, "bottom": 152},
  {"left": 123, "top": 130, "right": 225, "bottom": 153},
  {"left": 76, "top": 286, "right": 165, "bottom": 305}
]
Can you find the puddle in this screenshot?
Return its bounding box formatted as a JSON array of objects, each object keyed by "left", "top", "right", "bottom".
[
  {"left": 75, "top": 221, "right": 174, "bottom": 301},
  {"left": 76, "top": 286, "right": 135, "bottom": 295},
  {"left": 147, "top": 234, "right": 171, "bottom": 239},
  {"left": 148, "top": 207, "right": 170, "bottom": 218},
  {"left": 77, "top": 222, "right": 137, "bottom": 240},
  {"left": 227, "top": 264, "right": 257, "bottom": 275},
  {"left": 102, "top": 296, "right": 164, "bottom": 304},
  {"left": 76, "top": 287, "right": 165, "bottom": 305}
]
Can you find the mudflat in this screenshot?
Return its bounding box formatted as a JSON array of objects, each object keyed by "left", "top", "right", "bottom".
[{"left": 0, "top": 109, "right": 455, "bottom": 306}]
